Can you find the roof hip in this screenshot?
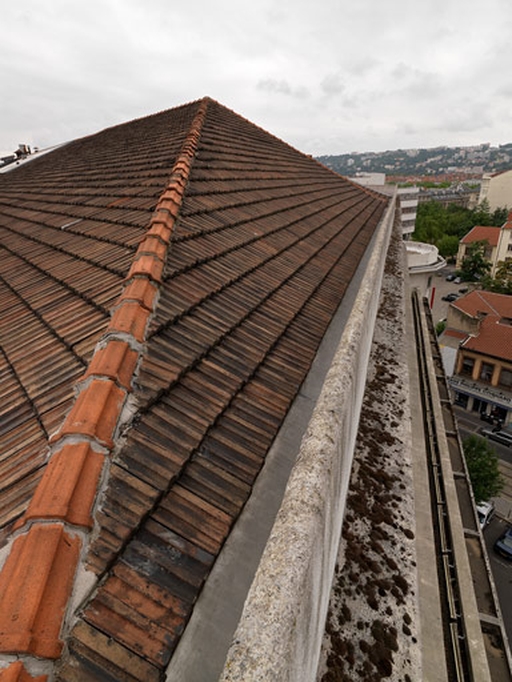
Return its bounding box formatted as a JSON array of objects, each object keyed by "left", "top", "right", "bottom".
[{"left": 0, "top": 99, "right": 209, "bottom": 679}]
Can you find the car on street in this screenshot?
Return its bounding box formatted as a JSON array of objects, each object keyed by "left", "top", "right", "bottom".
[
  {"left": 446, "top": 273, "right": 456, "bottom": 281},
  {"left": 481, "top": 428, "right": 512, "bottom": 448},
  {"left": 494, "top": 526, "right": 512, "bottom": 560},
  {"left": 442, "top": 293, "right": 459, "bottom": 302},
  {"left": 476, "top": 501, "right": 495, "bottom": 529}
]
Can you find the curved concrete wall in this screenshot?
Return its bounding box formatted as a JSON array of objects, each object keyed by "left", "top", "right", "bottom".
[{"left": 220, "top": 201, "right": 396, "bottom": 682}]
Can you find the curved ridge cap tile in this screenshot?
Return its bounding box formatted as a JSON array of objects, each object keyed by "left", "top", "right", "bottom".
[
  {"left": 0, "top": 523, "right": 80, "bottom": 659},
  {"left": 51, "top": 378, "right": 126, "bottom": 448},
  {"left": 0, "top": 662, "right": 47, "bottom": 682},
  {"left": 126, "top": 254, "right": 165, "bottom": 283},
  {"left": 118, "top": 278, "right": 158, "bottom": 312},
  {"left": 146, "top": 217, "right": 174, "bottom": 243},
  {"left": 137, "top": 234, "right": 168, "bottom": 261},
  {"left": 24, "top": 442, "right": 105, "bottom": 529},
  {"left": 109, "top": 301, "right": 152, "bottom": 342},
  {"left": 0, "top": 97, "right": 210, "bottom": 670},
  {"left": 83, "top": 339, "right": 139, "bottom": 389}
]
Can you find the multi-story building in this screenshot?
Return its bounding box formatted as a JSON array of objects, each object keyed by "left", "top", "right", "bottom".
[
  {"left": 440, "top": 290, "right": 512, "bottom": 426},
  {"left": 478, "top": 168, "right": 512, "bottom": 212},
  {"left": 455, "top": 213, "right": 512, "bottom": 276},
  {"left": 350, "top": 173, "right": 418, "bottom": 238},
  {"left": 397, "top": 185, "right": 419, "bottom": 239}
]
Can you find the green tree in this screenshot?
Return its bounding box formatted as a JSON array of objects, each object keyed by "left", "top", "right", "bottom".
[
  {"left": 472, "top": 199, "right": 492, "bottom": 226},
  {"left": 481, "top": 260, "right": 512, "bottom": 295},
  {"left": 435, "top": 320, "right": 446, "bottom": 336},
  {"left": 437, "top": 234, "right": 459, "bottom": 260},
  {"left": 491, "top": 206, "right": 509, "bottom": 225},
  {"left": 463, "top": 435, "right": 504, "bottom": 504},
  {"left": 459, "top": 240, "right": 491, "bottom": 281}
]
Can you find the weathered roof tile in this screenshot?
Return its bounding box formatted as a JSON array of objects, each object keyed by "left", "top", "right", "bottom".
[{"left": 0, "top": 98, "right": 389, "bottom": 678}]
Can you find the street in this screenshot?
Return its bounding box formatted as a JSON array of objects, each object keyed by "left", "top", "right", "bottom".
[
  {"left": 452, "top": 405, "right": 512, "bottom": 651},
  {"left": 483, "top": 516, "right": 512, "bottom": 648},
  {"left": 429, "top": 265, "right": 479, "bottom": 326}
]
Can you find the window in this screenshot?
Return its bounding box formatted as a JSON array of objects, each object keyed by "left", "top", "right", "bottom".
[
  {"left": 500, "top": 369, "right": 512, "bottom": 388},
  {"left": 455, "top": 392, "right": 469, "bottom": 408},
  {"left": 460, "top": 356, "right": 475, "bottom": 376},
  {"left": 480, "top": 362, "right": 494, "bottom": 382}
]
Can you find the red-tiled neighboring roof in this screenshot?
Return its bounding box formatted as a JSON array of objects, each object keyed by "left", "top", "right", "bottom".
[
  {"left": 0, "top": 98, "right": 390, "bottom": 680},
  {"left": 453, "top": 290, "right": 512, "bottom": 362},
  {"left": 452, "top": 289, "right": 512, "bottom": 318},
  {"left": 443, "top": 328, "right": 467, "bottom": 341},
  {"left": 460, "top": 225, "right": 500, "bottom": 246},
  {"left": 462, "top": 314, "right": 512, "bottom": 361}
]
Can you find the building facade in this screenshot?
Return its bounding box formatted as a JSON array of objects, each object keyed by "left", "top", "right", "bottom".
[
  {"left": 440, "top": 291, "right": 512, "bottom": 427},
  {"left": 479, "top": 169, "right": 512, "bottom": 212},
  {"left": 455, "top": 213, "right": 512, "bottom": 277}
]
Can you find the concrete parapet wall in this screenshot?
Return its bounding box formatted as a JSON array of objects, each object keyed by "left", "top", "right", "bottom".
[{"left": 220, "top": 202, "right": 396, "bottom": 682}]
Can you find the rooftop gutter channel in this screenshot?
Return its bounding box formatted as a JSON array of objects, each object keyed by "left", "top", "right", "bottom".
[
  {"left": 0, "top": 98, "right": 209, "bottom": 681},
  {"left": 219, "top": 198, "right": 396, "bottom": 681}
]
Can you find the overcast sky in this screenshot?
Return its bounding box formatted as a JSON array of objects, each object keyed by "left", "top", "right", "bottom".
[{"left": 2, "top": 0, "right": 512, "bottom": 158}]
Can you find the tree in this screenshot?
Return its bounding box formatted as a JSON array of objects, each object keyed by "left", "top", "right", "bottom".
[
  {"left": 492, "top": 206, "right": 509, "bottom": 225},
  {"left": 472, "top": 199, "right": 492, "bottom": 226},
  {"left": 459, "top": 240, "right": 491, "bottom": 281},
  {"left": 435, "top": 320, "right": 446, "bottom": 336},
  {"left": 481, "top": 260, "right": 512, "bottom": 295},
  {"left": 437, "top": 234, "right": 459, "bottom": 260},
  {"left": 463, "top": 435, "right": 504, "bottom": 504}
]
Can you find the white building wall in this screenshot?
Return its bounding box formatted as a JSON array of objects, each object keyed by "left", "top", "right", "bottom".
[{"left": 478, "top": 170, "right": 512, "bottom": 212}]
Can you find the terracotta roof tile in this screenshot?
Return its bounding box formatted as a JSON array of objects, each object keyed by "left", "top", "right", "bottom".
[
  {"left": 0, "top": 662, "right": 47, "bottom": 682},
  {"left": 23, "top": 442, "right": 105, "bottom": 528},
  {"left": 52, "top": 379, "right": 126, "bottom": 448},
  {"left": 83, "top": 340, "right": 139, "bottom": 390},
  {"left": 462, "top": 315, "right": 512, "bottom": 361},
  {"left": 0, "top": 98, "right": 390, "bottom": 678},
  {"left": 461, "top": 225, "right": 501, "bottom": 246},
  {"left": 0, "top": 523, "right": 81, "bottom": 658}
]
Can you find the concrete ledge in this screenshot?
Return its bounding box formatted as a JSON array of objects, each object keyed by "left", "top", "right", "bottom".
[{"left": 219, "top": 201, "right": 395, "bottom": 681}]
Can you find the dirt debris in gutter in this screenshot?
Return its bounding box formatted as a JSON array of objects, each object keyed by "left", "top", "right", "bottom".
[{"left": 318, "top": 225, "right": 422, "bottom": 682}]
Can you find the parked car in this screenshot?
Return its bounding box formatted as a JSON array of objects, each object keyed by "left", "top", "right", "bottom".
[
  {"left": 454, "top": 276, "right": 462, "bottom": 284},
  {"left": 446, "top": 273, "right": 456, "bottom": 281},
  {"left": 481, "top": 428, "right": 512, "bottom": 448},
  {"left": 476, "top": 501, "right": 495, "bottom": 529},
  {"left": 459, "top": 287, "right": 469, "bottom": 294},
  {"left": 442, "top": 293, "right": 459, "bottom": 302},
  {"left": 494, "top": 526, "right": 512, "bottom": 560}
]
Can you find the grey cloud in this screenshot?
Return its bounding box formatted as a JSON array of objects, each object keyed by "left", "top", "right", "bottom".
[
  {"left": 321, "top": 74, "right": 345, "bottom": 96},
  {"left": 257, "top": 79, "right": 309, "bottom": 99}
]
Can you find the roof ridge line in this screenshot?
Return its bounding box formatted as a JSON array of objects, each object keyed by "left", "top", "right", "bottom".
[{"left": 0, "top": 99, "right": 210, "bottom": 680}]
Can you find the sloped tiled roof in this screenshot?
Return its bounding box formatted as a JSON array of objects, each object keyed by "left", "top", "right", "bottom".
[
  {"left": 454, "top": 290, "right": 512, "bottom": 362},
  {"left": 0, "top": 97, "right": 389, "bottom": 680},
  {"left": 452, "top": 289, "right": 512, "bottom": 319},
  {"left": 460, "top": 225, "right": 500, "bottom": 246}
]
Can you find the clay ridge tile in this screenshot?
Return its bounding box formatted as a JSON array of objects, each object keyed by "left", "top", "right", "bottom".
[
  {"left": 24, "top": 442, "right": 105, "bottom": 528},
  {"left": 0, "top": 98, "right": 210, "bottom": 673},
  {"left": 0, "top": 661, "right": 47, "bottom": 681},
  {"left": 0, "top": 523, "right": 81, "bottom": 658}
]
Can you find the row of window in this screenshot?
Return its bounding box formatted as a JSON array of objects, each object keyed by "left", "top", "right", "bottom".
[{"left": 461, "top": 356, "right": 512, "bottom": 387}]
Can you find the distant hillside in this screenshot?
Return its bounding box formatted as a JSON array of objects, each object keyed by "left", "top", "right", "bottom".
[{"left": 317, "top": 143, "right": 512, "bottom": 178}]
